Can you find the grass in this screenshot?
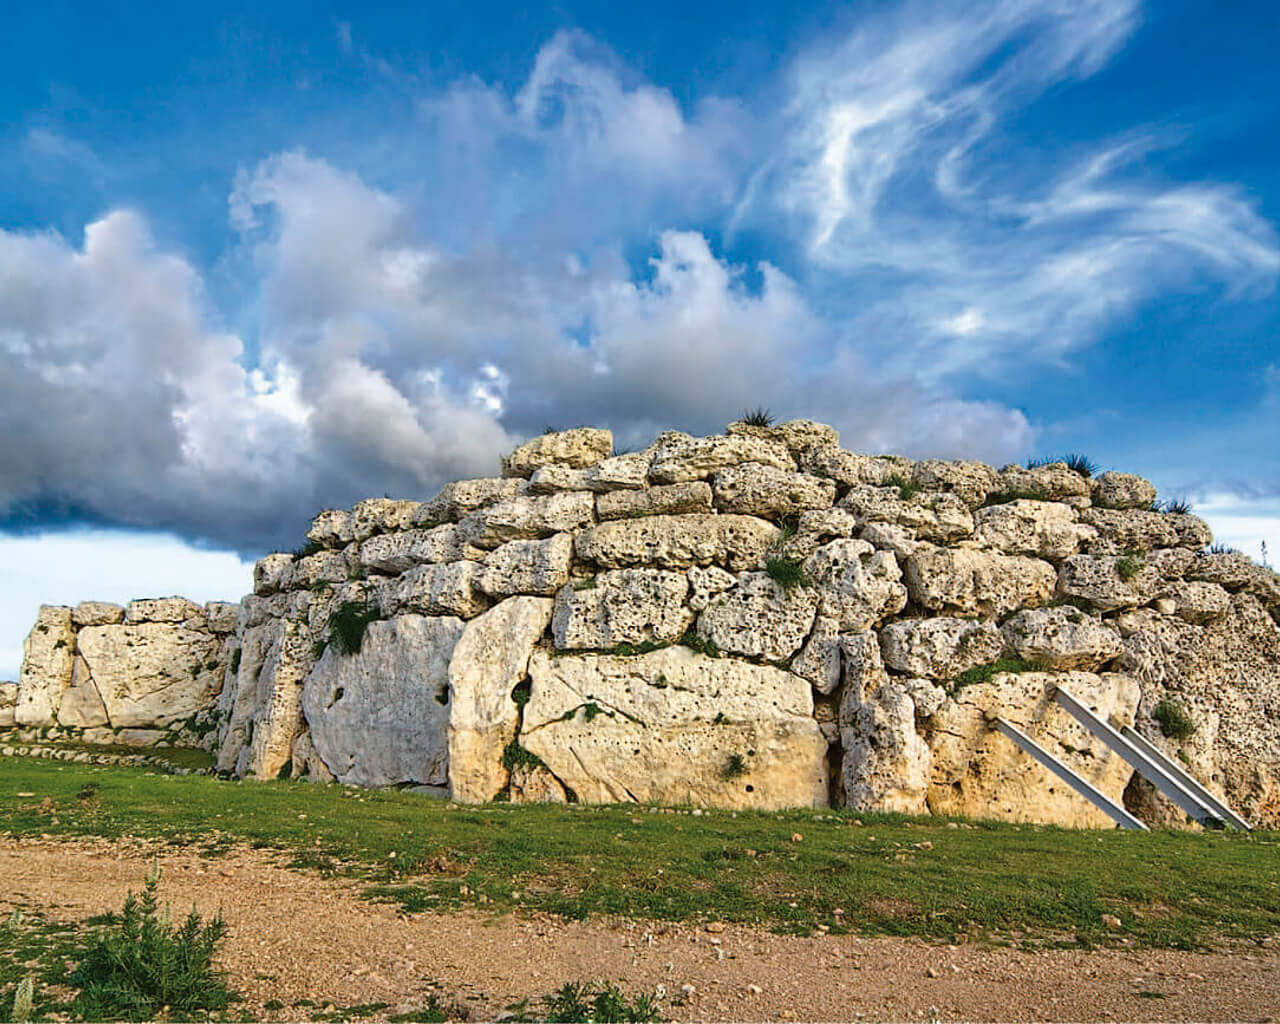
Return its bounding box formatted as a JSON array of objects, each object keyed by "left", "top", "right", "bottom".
[
  {"left": 882, "top": 473, "right": 922, "bottom": 501},
  {"left": 2, "top": 759, "right": 1278, "bottom": 952},
  {"left": 293, "top": 539, "right": 325, "bottom": 559},
  {"left": 739, "top": 407, "right": 776, "bottom": 428},
  {"left": 1153, "top": 699, "right": 1197, "bottom": 741},
  {"left": 721, "top": 753, "right": 749, "bottom": 780},
  {"left": 526, "top": 981, "right": 662, "bottom": 1023},
  {"left": 327, "top": 600, "right": 381, "bottom": 656},
  {"left": 678, "top": 630, "right": 720, "bottom": 658},
  {"left": 1201, "top": 542, "right": 1241, "bottom": 556},
  {"left": 950, "top": 656, "right": 1043, "bottom": 692},
  {"left": 1027, "top": 453, "right": 1098, "bottom": 478},
  {"left": 1115, "top": 554, "right": 1145, "bottom": 582},
  {"left": 765, "top": 555, "right": 811, "bottom": 592},
  {"left": 1156, "top": 498, "right": 1193, "bottom": 515}
]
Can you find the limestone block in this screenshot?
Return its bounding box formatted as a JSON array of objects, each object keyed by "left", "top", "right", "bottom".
[
  {"left": 479, "top": 534, "right": 574, "bottom": 598},
  {"left": 859, "top": 522, "right": 921, "bottom": 559},
  {"left": 911, "top": 459, "right": 999, "bottom": 508},
  {"left": 378, "top": 561, "right": 488, "bottom": 619},
  {"left": 1056, "top": 553, "right": 1162, "bottom": 612},
  {"left": 290, "top": 728, "right": 337, "bottom": 784},
  {"left": 711, "top": 462, "right": 836, "bottom": 518},
  {"left": 125, "top": 597, "right": 205, "bottom": 624},
  {"left": 878, "top": 617, "right": 1005, "bottom": 679},
  {"left": 358, "top": 525, "right": 468, "bottom": 574},
  {"left": 575, "top": 514, "right": 779, "bottom": 571},
  {"left": 253, "top": 554, "right": 295, "bottom": 596},
  {"left": 72, "top": 602, "right": 125, "bottom": 628},
  {"left": 307, "top": 509, "right": 355, "bottom": 548},
  {"left": 687, "top": 565, "right": 737, "bottom": 612},
  {"left": 292, "top": 550, "right": 352, "bottom": 590},
  {"left": 995, "top": 463, "right": 1091, "bottom": 501},
  {"left": 841, "top": 681, "right": 931, "bottom": 814},
  {"left": 521, "top": 647, "right": 828, "bottom": 810},
  {"left": 1186, "top": 551, "right": 1256, "bottom": 588},
  {"left": 301, "top": 615, "right": 465, "bottom": 787},
  {"left": 791, "top": 616, "right": 842, "bottom": 694},
  {"left": 502, "top": 428, "right": 614, "bottom": 477},
  {"left": 74, "top": 623, "right": 222, "bottom": 728},
  {"left": 1091, "top": 471, "right": 1157, "bottom": 510},
  {"left": 904, "top": 545, "right": 1056, "bottom": 618},
  {"left": 457, "top": 491, "right": 595, "bottom": 549},
  {"left": 596, "top": 481, "right": 713, "bottom": 521},
  {"left": 509, "top": 763, "right": 569, "bottom": 804},
  {"left": 0, "top": 682, "right": 17, "bottom": 729},
  {"left": 797, "top": 447, "right": 912, "bottom": 487},
  {"left": 779, "top": 508, "right": 860, "bottom": 560},
  {"left": 839, "top": 485, "right": 973, "bottom": 543},
  {"left": 56, "top": 656, "right": 109, "bottom": 728},
  {"left": 416, "top": 477, "right": 529, "bottom": 524},
  {"left": 552, "top": 569, "right": 692, "bottom": 649},
  {"left": 15, "top": 606, "right": 76, "bottom": 726},
  {"left": 1146, "top": 547, "right": 1195, "bottom": 580},
  {"left": 838, "top": 631, "right": 889, "bottom": 707},
  {"left": 205, "top": 602, "right": 240, "bottom": 634},
  {"left": 242, "top": 619, "right": 314, "bottom": 780},
  {"left": 973, "top": 500, "right": 1095, "bottom": 560},
  {"left": 726, "top": 418, "right": 840, "bottom": 456},
  {"left": 447, "top": 596, "right": 554, "bottom": 803},
  {"left": 927, "top": 671, "right": 1141, "bottom": 828},
  {"left": 529, "top": 453, "right": 650, "bottom": 495},
  {"left": 647, "top": 432, "right": 796, "bottom": 484},
  {"left": 697, "top": 573, "right": 819, "bottom": 661},
  {"left": 350, "top": 498, "right": 421, "bottom": 541},
  {"left": 1000, "top": 607, "right": 1122, "bottom": 670},
  {"left": 1081, "top": 507, "right": 1212, "bottom": 553},
  {"left": 803, "top": 539, "right": 907, "bottom": 631},
  {"left": 1158, "top": 581, "right": 1232, "bottom": 624}
]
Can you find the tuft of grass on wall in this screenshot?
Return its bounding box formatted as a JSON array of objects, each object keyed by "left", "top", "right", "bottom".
[
  {"left": 739, "top": 407, "right": 776, "bottom": 428},
  {"left": 765, "top": 555, "right": 812, "bottom": 592},
  {"left": 327, "top": 601, "right": 380, "bottom": 656},
  {"left": 1153, "top": 698, "right": 1196, "bottom": 741},
  {"left": 950, "top": 656, "right": 1043, "bottom": 692}
]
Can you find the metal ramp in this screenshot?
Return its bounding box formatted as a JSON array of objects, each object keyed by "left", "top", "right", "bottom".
[
  {"left": 1052, "top": 686, "right": 1250, "bottom": 831},
  {"left": 991, "top": 717, "right": 1148, "bottom": 829}
]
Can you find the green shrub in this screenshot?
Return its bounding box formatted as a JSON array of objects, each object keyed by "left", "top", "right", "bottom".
[
  {"left": 765, "top": 555, "right": 811, "bottom": 591},
  {"left": 292, "top": 538, "right": 324, "bottom": 559},
  {"left": 882, "top": 473, "right": 921, "bottom": 500},
  {"left": 1153, "top": 699, "right": 1196, "bottom": 741},
  {"left": 537, "top": 981, "right": 662, "bottom": 1024},
  {"left": 739, "top": 407, "right": 775, "bottom": 428},
  {"left": 951, "top": 656, "right": 1042, "bottom": 692},
  {"left": 1156, "top": 498, "right": 1192, "bottom": 515},
  {"left": 721, "top": 753, "right": 748, "bottom": 780},
  {"left": 502, "top": 740, "right": 546, "bottom": 773},
  {"left": 1201, "top": 542, "right": 1240, "bottom": 556},
  {"left": 68, "top": 866, "right": 234, "bottom": 1021},
  {"left": 328, "top": 601, "right": 380, "bottom": 656},
  {"left": 1115, "top": 554, "right": 1144, "bottom": 581},
  {"left": 679, "top": 630, "right": 720, "bottom": 659}
]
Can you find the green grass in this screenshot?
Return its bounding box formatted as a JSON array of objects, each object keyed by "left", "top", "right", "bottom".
[
  {"left": 950, "top": 656, "right": 1043, "bottom": 692},
  {"left": 882, "top": 474, "right": 922, "bottom": 501},
  {"left": 1028, "top": 453, "right": 1098, "bottom": 478},
  {"left": 1153, "top": 699, "right": 1196, "bottom": 741},
  {"left": 764, "top": 555, "right": 811, "bottom": 592},
  {"left": 327, "top": 601, "right": 380, "bottom": 656},
  {"left": 522, "top": 981, "right": 662, "bottom": 1023},
  {"left": 1, "top": 759, "right": 1278, "bottom": 952},
  {"left": 1115, "top": 554, "right": 1145, "bottom": 581},
  {"left": 738, "top": 407, "right": 775, "bottom": 428}
]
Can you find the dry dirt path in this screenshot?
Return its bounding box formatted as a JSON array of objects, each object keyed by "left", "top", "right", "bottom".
[{"left": 2, "top": 836, "right": 1277, "bottom": 1023}]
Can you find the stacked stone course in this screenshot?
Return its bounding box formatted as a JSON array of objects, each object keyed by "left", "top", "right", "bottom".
[{"left": 7, "top": 420, "right": 1280, "bottom": 828}]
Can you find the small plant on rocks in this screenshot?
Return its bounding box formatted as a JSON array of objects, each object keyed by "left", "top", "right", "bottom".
[
  {"left": 765, "top": 554, "right": 811, "bottom": 592},
  {"left": 739, "top": 407, "right": 776, "bottom": 428},
  {"left": 1153, "top": 698, "right": 1196, "bottom": 741},
  {"left": 328, "top": 600, "right": 380, "bottom": 656}
]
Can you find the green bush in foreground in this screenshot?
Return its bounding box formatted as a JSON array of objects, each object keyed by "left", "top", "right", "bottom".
[
  {"left": 68, "top": 865, "right": 234, "bottom": 1022},
  {"left": 512, "top": 981, "right": 662, "bottom": 1024}
]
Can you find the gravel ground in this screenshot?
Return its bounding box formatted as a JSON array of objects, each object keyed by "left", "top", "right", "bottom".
[{"left": 2, "top": 836, "right": 1277, "bottom": 1023}]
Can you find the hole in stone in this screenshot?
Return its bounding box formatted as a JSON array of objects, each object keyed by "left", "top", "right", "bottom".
[{"left": 745, "top": 785, "right": 754, "bottom": 793}]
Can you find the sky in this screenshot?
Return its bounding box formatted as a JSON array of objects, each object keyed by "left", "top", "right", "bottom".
[{"left": 2, "top": 0, "right": 1279, "bottom": 679}]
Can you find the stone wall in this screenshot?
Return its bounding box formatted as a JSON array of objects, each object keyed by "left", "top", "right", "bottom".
[{"left": 8, "top": 419, "right": 1280, "bottom": 828}]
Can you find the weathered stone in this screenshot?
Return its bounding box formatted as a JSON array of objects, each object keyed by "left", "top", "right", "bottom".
[
  {"left": 447, "top": 596, "right": 554, "bottom": 803},
  {"left": 928, "top": 671, "right": 1141, "bottom": 828},
  {"left": 74, "top": 623, "right": 222, "bottom": 728},
  {"left": 697, "top": 573, "right": 819, "bottom": 661},
  {"left": 508, "top": 763, "right": 569, "bottom": 804},
  {"left": 529, "top": 453, "right": 650, "bottom": 494},
  {"left": 301, "top": 615, "right": 464, "bottom": 787},
  {"left": 911, "top": 459, "right": 999, "bottom": 508},
  {"left": 291, "top": 550, "right": 351, "bottom": 590},
  {"left": 858, "top": 522, "right": 921, "bottom": 558},
  {"left": 0, "top": 682, "right": 17, "bottom": 729},
  {"left": 552, "top": 569, "right": 692, "bottom": 650},
  {"left": 1146, "top": 547, "right": 1195, "bottom": 580},
  {"left": 358, "top": 525, "right": 469, "bottom": 574},
  {"left": 575, "top": 514, "right": 779, "bottom": 571},
  {"left": 56, "top": 656, "right": 109, "bottom": 728},
  {"left": 839, "top": 485, "right": 973, "bottom": 543},
  {"left": 973, "top": 500, "right": 1095, "bottom": 560},
  {"left": 14, "top": 606, "right": 76, "bottom": 726},
  {"left": 238, "top": 619, "right": 313, "bottom": 780},
  {"left": 1057, "top": 553, "right": 1162, "bottom": 613},
  {"left": 839, "top": 631, "right": 889, "bottom": 706},
  {"left": 1091, "top": 471, "right": 1157, "bottom": 510},
  {"left": 290, "top": 728, "right": 337, "bottom": 783},
  {"left": 72, "top": 602, "right": 125, "bottom": 628},
  {"left": 1001, "top": 606, "right": 1122, "bottom": 670},
  {"left": 726, "top": 418, "right": 840, "bottom": 456},
  {"left": 112, "top": 728, "right": 167, "bottom": 747},
  {"left": 527, "top": 464, "right": 593, "bottom": 494},
  {"left": 1186, "top": 551, "right": 1255, "bottom": 588},
  {"left": 417, "top": 477, "right": 529, "bottom": 524},
  {"left": 475, "top": 534, "right": 573, "bottom": 598},
  {"left": 796, "top": 448, "right": 912, "bottom": 488},
  {"left": 307, "top": 509, "right": 355, "bottom": 548},
  {"left": 204, "top": 602, "right": 240, "bottom": 634},
  {"left": 791, "top": 616, "right": 842, "bottom": 694},
  {"left": 779, "top": 508, "right": 860, "bottom": 560},
  {"left": 125, "top": 597, "right": 205, "bottom": 624},
  {"left": 804, "top": 539, "right": 907, "bottom": 631},
  {"left": 378, "top": 561, "right": 488, "bottom": 619},
  {"left": 253, "top": 554, "right": 295, "bottom": 596},
  {"left": 686, "top": 565, "right": 737, "bottom": 612},
  {"left": 879, "top": 618, "right": 1005, "bottom": 679},
  {"left": 596, "top": 481, "right": 713, "bottom": 521},
  {"left": 521, "top": 647, "right": 827, "bottom": 809},
  {"left": 841, "top": 680, "right": 931, "bottom": 814},
  {"left": 648, "top": 433, "right": 796, "bottom": 484},
  {"left": 1081, "top": 507, "right": 1212, "bottom": 553},
  {"left": 350, "top": 498, "right": 421, "bottom": 541},
  {"left": 712, "top": 463, "right": 836, "bottom": 518},
  {"left": 904, "top": 545, "right": 1055, "bottom": 618},
  {"left": 458, "top": 491, "right": 595, "bottom": 549},
  {"left": 1158, "top": 581, "right": 1232, "bottom": 625},
  {"left": 502, "top": 428, "right": 614, "bottom": 477},
  {"left": 995, "top": 463, "right": 1091, "bottom": 501}
]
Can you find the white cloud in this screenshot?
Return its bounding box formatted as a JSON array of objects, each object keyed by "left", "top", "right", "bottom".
[{"left": 1195, "top": 493, "right": 1280, "bottom": 568}]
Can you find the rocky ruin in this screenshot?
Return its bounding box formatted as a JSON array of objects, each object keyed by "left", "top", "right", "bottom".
[{"left": 6, "top": 420, "right": 1280, "bottom": 829}]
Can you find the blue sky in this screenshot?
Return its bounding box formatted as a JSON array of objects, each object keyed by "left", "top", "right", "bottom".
[{"left": 2, "top": 1, "right": 1279, "bottom": 678}]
